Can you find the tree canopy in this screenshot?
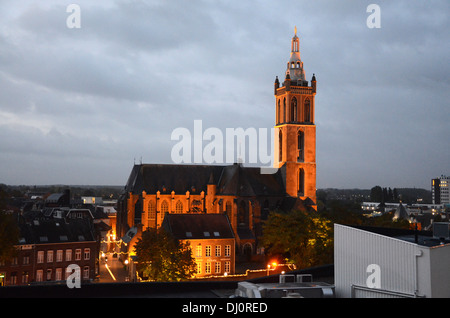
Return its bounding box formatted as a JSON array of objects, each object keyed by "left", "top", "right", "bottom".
[
  {"left": 133, "top": 227, "right": 196, "bottom": 281},
  {"left": 261, "top": 210, "right": 333, "bottom": 269}
]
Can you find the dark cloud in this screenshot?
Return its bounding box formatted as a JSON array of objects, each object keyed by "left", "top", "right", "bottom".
[{"left": 0, "top": 0, "right": 448, "bottom": 189}]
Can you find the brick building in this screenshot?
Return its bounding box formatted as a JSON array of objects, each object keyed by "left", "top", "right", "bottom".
[
  {"left": 116, "top": 28, "right": 317, "bottom": 260},
  {"left": 0, "top": 210, "right": 97, "bottom": 286}
]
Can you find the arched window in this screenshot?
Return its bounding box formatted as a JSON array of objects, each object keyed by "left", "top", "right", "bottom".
[
  {"left": 148, "top": 201, "right": 156, "bottom": 220},
  {"left": 283, "top": 98, "right": 286, "bottom": 123},
  {"left": 277, "top": 99, "right": 280, "bottom": 124},
  {"left": 238, "top": 201, "right": 249, "bottom": 226},
  {"left": 175, "top": 200, "right": 183, "bottom": 213},
  {"left": 291, "top": 97, "right": 297, "bottom": 122},
  {"left": 279, "top": 130, "right": 283, "bottom": 163},
  {"left": 298, "top": 169, "right": 305, "bottom": 196},
  {"left": 304, "top": 98, "right": 311, "bottom": 123},
  {"left": 161, "top": 200, "right": 169, "bottom": 214},
  {"left": 225, "top": 201, "right": 232, "bottom": 218},
  {"left": 297, "top": 130, "right": 304, "bottom": 162}
]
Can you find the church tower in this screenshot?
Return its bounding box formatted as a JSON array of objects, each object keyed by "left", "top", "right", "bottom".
[{"left": 274, "top": 27, "right": 317, "bottom": 206}]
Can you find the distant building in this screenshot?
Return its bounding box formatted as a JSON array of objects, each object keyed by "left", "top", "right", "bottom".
[
  {"left": 432, "top": 175, "right": 450, "bottom": 204},
  {"left": 334, "top": 223, "right": 450, "bottom": 298},
  {"left": 162, "top": 214, "right": 236, "bottom": 278}
]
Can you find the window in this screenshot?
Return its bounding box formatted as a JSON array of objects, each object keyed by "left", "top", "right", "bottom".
[
  {"left": 215, "top": 262, "right": 221, "bottom": 274},
  {"left": 304, "top": 98, "right": 311, "bottom": 122},
  {"left": 298, "top": 168, "right": 305, "bottom": 196},
  {"left": 291, "top": 97, "right": 297, "bottom": 122},
  {"left": 225, "top": 245, "right": 231, "bottom": 257},
  {"left": 225, "top": 201, "right": 232, "bottom": 218},
  {"left": 56, "top": 268, "right": 62, "bottom": 281},
  {"left": 47, "top": 250, "right": 54, "bottom": 263},
  {"left": 36, "top": 270, "right": 43, "bottom": 282},
  {"left": 161, "top": 200, "right": 169, "bottom": 214},
  {"left": 66, "top": 249, "right": 72, "bottom": 262},
  {"left": 205, "top": 246, "right": 211, "bottom": 257},
  {"left": 75, "top": 249, "right": 82, "bottom": 261},
  {"left": 56, "top": 250, "right": 63, "bottom": 262},
  {"left": 283, "top": 98, "right": 286, "bottom": 122},
  {"left": 83, "top": 266, "right": 90, "bottom": 280},
  {"left": 279, "top": 131, "right": 283, "bottom": 162},
  {"left": 277, "top": 99, "right": 281, "bottom": 124},
  {"left": 205, "top": 262, "right": 211, "bottom": 274},
  {"left": 215, "top": 245, "right": 221, "bottom": 257},
  {"left": 297, "top": 130, "right": 304, "bottom": 162},
  {"left": 196, "top": 261, "right": 202, "bottom": 274},
  {"left": 46, "top": 269, "right": 52, "bottom": 281},
  {"left": 22, "top": 271, "right": 29, "bottom": 284},
  {"left": 224, "top": 261, "right": 231, "bottom": 274},
  {"left": 37, "top": 251, "right": 44, "bottom": 264},
  {"left": 196, "top": 245, "right": 202, "bottom": 257},
  {"left": 148, "top": 201, "right": 156, "bottom": 220},
  {"left": 84, "top": 248, "right": 90, "bottom": 260},
  {"left": 175, "top": 200, "right": 183, "bottom": 214}
]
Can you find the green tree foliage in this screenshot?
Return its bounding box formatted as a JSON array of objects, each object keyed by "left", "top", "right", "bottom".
[
  {"left": 261, "top": 210, "right": 333, "bottom": 269},
  {"left": 134, "top": 228, "right": 196, "bottom": 281}
]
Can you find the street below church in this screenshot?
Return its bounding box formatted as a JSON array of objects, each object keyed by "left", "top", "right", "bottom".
[{"left": 97, "top": 255, "right": 129, "bottom": 283}]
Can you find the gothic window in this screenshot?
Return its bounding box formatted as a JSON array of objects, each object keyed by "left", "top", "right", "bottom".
[
  {"left": 148, "top": 201, "right": 156, "bottom": 219},
  {"left": 279, "top": 130, "right": 283, "bottom": 163},
  {"left": 283, "top": 98, "right": 286, "bottom": 123},
  {"left": 298, "top": 169, "right": 305, "bottom": 196},
  {"left": 238, "top": 201, "right": 249, "bottom": 227},
  {"left": 291, "top": 97, "right": 297, "bottom": 122},
  {"left": 297, "top": 130, "right": 304, "bottom": 162},
  {"left": 304, "top": 98, "right": 311, "bottom": 123},
  {"left": 277, "top": 99, "right": 280, "bottom": 124},
  {"left": 161, "top": 200, "right": 169, "bottom": 214},
  {"left": 225, "top": 201, "right": 232, "bottom": 218},
  {"left": 175, "top": 200, "right": 183, "bottom": 214}
]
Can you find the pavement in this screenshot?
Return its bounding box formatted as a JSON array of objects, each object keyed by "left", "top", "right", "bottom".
[{"left": 98, "top": 255, "right": 130, "bottom": 283}]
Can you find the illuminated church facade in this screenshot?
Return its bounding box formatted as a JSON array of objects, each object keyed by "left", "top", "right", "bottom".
[{"left": 116, "top": 29, "right": 317, "bottom": 261}]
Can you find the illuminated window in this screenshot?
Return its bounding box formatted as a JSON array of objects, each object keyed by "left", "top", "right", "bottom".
[
  {"left": 215, "top": 245, "right": 221, "bottom": 257},
  {"left": 205, "top": 262, "right": 211, "bottom": 274},
  {"left": 161, "top": 200, "right": 169, "bottom": 214},
  {"left": 196, "top": 245, "right": 202, "bottom": 257},
  {"left": 37, "top": 251, "right": 44, "bottom": 264},
  {"left": 84, "top": 248, "right": 90, "bottom": 260},
  {"left": 75, "top": 249, "right": 81, "bottom": 261},
  {"left": 66, "top": 249, "right": 72, "bottom": 262},
  {"left": 225, "top": 245, "right": 231, "bottom": 257},
  {"left": 175, "top": 200, "right": 183, "bottom": 213},
  {"left": 205, "top": 246, "right": 211, "bottom": 257},
  {"left": 224, "top": 261, "right": 230, "bottom": 273},
  {"left": 215, "top": 262, "right": 221, "bottom": 274},
  {"left": 148, "top": 201, "right": 156, "bottom": 219}
]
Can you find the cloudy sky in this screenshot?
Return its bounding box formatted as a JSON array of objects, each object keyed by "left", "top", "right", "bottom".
[{"left": 0, "top": 0, "right": 448, "bottom": 189}]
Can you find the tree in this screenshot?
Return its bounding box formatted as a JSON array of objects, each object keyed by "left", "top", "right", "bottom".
[
  {"left": 134, "top": 228, "right": 196, "bottom": 281},
  {"left": 261, "top": 210, "right": 333, "bottom": 269},
  {"left": 370, "top": 186, "right": 383, "bottom": 202}
]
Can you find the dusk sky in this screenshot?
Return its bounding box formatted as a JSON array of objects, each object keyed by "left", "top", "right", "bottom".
[{"left": 0, "top": 0, "right": 448, "bottom": 189}]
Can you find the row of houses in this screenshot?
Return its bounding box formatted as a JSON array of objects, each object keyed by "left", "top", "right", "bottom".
[{"left": 0, "top": 190, "right": 116, "bottom": 287}]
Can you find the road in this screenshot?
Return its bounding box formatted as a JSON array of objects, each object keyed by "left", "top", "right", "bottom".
[{"left": 97, "top": 255, "right": 130, "bottom": 283}]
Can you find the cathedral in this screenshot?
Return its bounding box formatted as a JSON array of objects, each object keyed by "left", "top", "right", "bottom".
[{"left": 116, "top": 28, "right": 317, "bottom": 259}]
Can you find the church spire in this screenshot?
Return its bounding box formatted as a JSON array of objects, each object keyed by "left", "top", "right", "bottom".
[{"left": 286, "top": 26, "right": 305, "bottom": 81}]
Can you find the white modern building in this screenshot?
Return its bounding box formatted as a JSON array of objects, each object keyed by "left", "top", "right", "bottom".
[{"left": 334, "top": 223, "right": 450, "bottom": 298}]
